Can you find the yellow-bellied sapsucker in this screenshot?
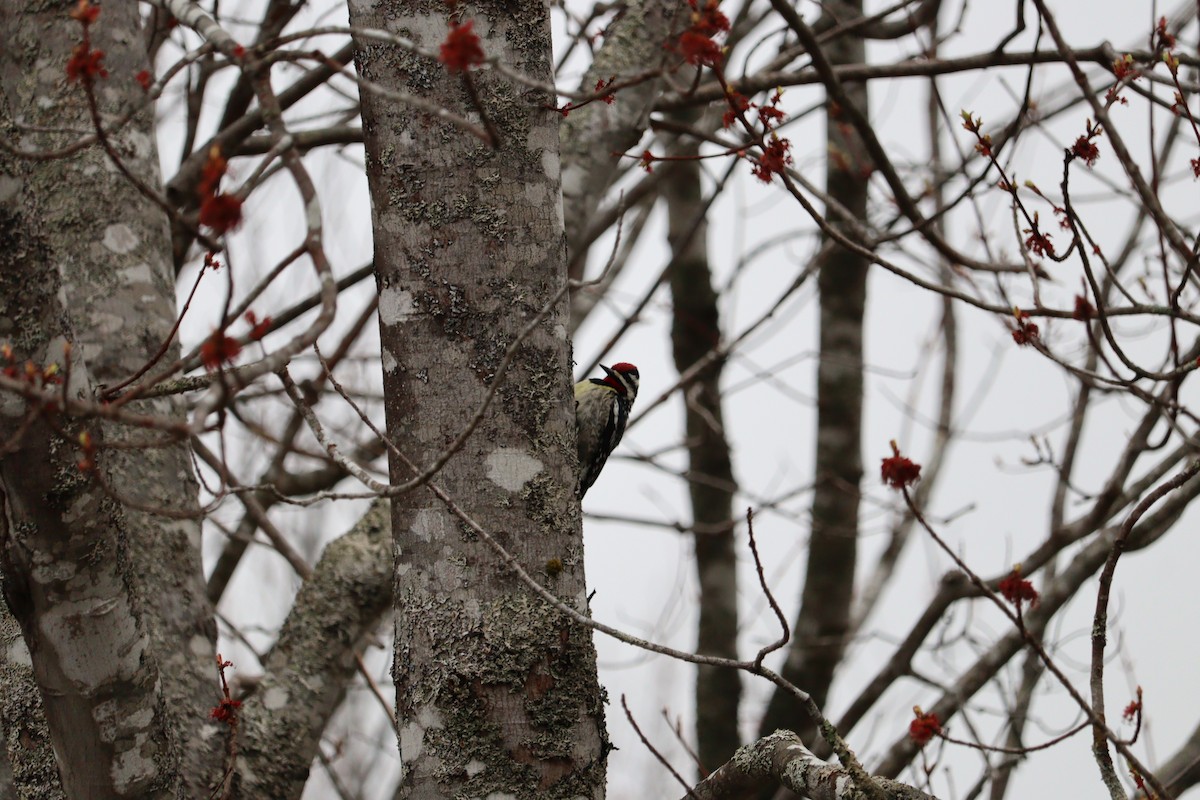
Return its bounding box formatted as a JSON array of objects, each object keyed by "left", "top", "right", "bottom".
[{"left": 574, "top": 362, "right": 639, "bottom": 498}]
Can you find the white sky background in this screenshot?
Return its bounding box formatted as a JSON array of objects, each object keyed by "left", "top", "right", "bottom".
[{"left": 158, "top": 0, "right": 1200, "bottom": 797}]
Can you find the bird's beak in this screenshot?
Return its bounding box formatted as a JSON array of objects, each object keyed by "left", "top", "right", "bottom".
[{"left": 600, "top": 364, "right": 617, "bottom": 380}]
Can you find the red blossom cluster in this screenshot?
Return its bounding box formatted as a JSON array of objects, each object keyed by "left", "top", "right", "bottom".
[
  {"left": 244, "top": 310, "right": 272, "bottom": 341},
  {"left": 135, "top": 69, "right": 153, "bottom": 92},
  {"left": 1123, "top": 687, "right": 1143, "bottom": 722},
  {"left": 65, "top": 0, "right": 107, "bottom": 84},
  {"left": 1011, "top": 309, "right": 1039, "bottom": 347},
  {"left": 1073, "top": 294, "right": 1095, "bottom": 321},
  {"left": 1156, "top": 16, "right": 1176, "bottom": 50},
  {"left": 723, "top": 87, "right": 787, "bottom": 130},
  {"left": 439, "top": 20, "right": 485, "bottom": 72},
  {"left": 720, "top": 88, "right": 793, "bottom": 183},
  {"left": 1023, "top": 219, "right": 1054, "bottom": 259},
  {"left": 210, "top": 655, "right": 242, "bottom": 726},
  {"left": 1071, "top": 135, "right": 1099, "bottom": 167},
  {"left": 210, "top": 696, "right": 242, "bottom": 724},
  {"left": 552, "top": 76, "right": 617, "bottom": 117},
  {"left": 960, "top": 111, "right": 993, "bottom": 158},
  {"left": 0, "top": 343, "right": 63, "bottom": 389},
  {"left": 1111, "top": 54, "right": 1138, "bottom": 82},
  {"left": 1107, "top": 54, "right": 1139, "bottom": 105},
  {"left": 671, "top": 0, "right": 730, "bottom": 67},
  {"left": 751, "top": 136, "right": 792, "bottom": 184},
  {"left": 197, "top": 147, "right": 243, "bottom": 235},
  {"left": 200, "top": 330, "right": 241, "bottom": 372},
  {"left": 881, "top": 440, "right": 921, "bottom": 490},
  {"left": 908, "top": 707, "right": 942, "bottom": 746},
  {"left": 1069, "top": 118, "right": 1103, "bottom": 168},
  {"left": 997, "top": 565, "right": 1039, "bottom": 611},
  {"left": 66, "top": 44, "right": 107, "bottom": 83},
  {"left": 758, "top": 103, "right": 785, "bottom": 128}
]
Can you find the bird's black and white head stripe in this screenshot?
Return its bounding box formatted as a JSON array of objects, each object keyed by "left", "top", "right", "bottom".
[{"left": 599, "top": 362, "right": 639, "bottom": 399}]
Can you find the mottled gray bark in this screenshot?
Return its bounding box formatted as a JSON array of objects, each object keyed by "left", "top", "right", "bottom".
[
  {"left": 663, "top": 147, "right": 740, "bottom": 773},
  {"left": 0, "top": 2, "right": 212, "bottom": 795},
  {"left": 0, "top": 611, "right": 63, "bottom": 799},
  {"left": 687, "top": 730, "right": 937, "bottom": 800},
  {"left": 760, "top": 0, "right": 870, "bottom": 748},
  {"left": 238, "top": 500, "right": 392, "bottom": 796},
  {"left": 560, "top": 0, "right": 676, "bottom": 284},
  {"left": 347, "top": 1, "right": 607, "bottom": 797}
]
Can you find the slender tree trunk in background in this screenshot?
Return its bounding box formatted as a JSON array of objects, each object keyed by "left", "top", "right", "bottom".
[
  {"left": 0, "top": 1, "right": 217, "bottom": 795},
  {"left": 759, "top": 0, "right": 869, "bottom": 749},
  {"left": 348, "top": 1, "right": 607, "bottom": 797},
  {"left": 663, "top": 140, "right": 741, "bottom": 774}
]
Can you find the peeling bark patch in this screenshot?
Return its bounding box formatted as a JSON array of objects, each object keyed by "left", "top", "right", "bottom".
[
  {"left": 5, "top": 636, "right": 30, "bottom": 667},
  {"left": 0, "top": 174, "right": 22, "bottom": 202},
  {"left": 90, "top": 312, "right": 125, "bottom": 335},
  {"left": 400, "top": 720, "right": 425, "bottom": 761},
  {"left": 42, "top": 600, "right": 145, "bottom": 684},
  {"left": 540, "top": 148, "right": 559, "bottom": 182},
  {"left": 485, "top": 448, "right": 543, "bottom": 491},
  {"left": 188, "top": 633, "right": 212, "bottom": 658},
  {"left": 111, "top": 741, "right": 157, "bottom": 792},
  {"left": 119, "top": 263, "right": 153, "bottom": 286},
  {"left": 378, "top": 285, "right": 417, "bottom": 325},
  {"left": 412, "top": 508, "right": 443, "bottom": 542},
  {"left": 262, "top": 685, "right": 289, "bottom": 711},
  {"left": 101, "top": 224, "right": 138, "bottom": 254}
]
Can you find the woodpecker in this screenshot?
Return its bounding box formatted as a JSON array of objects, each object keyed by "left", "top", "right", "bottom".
[{"left": 574, "top": 362, "right": 640, "bottom": 498}]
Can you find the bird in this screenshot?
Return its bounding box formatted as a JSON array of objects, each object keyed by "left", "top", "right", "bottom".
[{"left": 574, "top": 362, "right": 640, "bottom": 498}]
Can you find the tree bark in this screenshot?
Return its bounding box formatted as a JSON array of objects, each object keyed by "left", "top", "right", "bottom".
[
  {"left": 760, "top": 0, "right": 870, "bottom": 748},
  {"left": 0, "top": 3, "right": 191, "bottom": 793},
  {"left": 687, "top": 730, "right": 938, "bottom": 800},
  {"left": 238, "top": 500, "right": 392, "bottom": 796},
  {"left": 0, "top": 610, "right": 63, "bottom": 799},
  {"left": 560, "top": 0, "right": 677, "bottom": 314},
  {"left": 663, "top": 144, "right": 741, "bottom": 773},
  {"left": 347, "top": 1, "right": 608, "bottom": 797}
]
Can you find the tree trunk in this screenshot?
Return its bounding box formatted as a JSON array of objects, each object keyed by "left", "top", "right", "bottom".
[
  {"left": 760, "top": 0, "right": 870, "bottom": 747},
  {"left": 347, "top": 1, "right": 608, "bottom": 797},
  {"left": 0, "top": 1, "right": 217, "bottom": 795},
  {"left": 663, "top": 145, "right": 740, "bottom": 774}
]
